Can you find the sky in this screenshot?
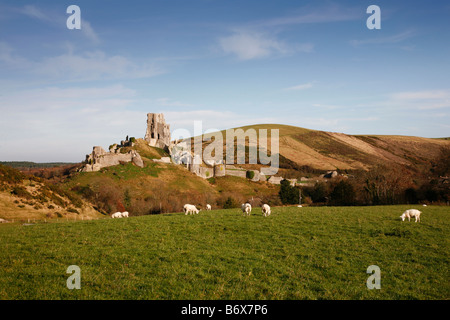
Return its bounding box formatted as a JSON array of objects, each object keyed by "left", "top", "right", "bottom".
[{"left": 0, "top": 0, "right": 449, "bottom": 162}]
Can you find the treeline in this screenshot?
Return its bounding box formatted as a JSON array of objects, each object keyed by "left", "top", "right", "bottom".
[
  {"left": 0, "top": 161, "right": 77, "bottom": 169},
  {"left": 279, "top": 148, "right": 450, "bottom": 206}
]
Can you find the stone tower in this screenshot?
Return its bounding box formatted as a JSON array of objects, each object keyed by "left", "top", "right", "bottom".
[{"left": 144, "top": 113, "right": 171, "bottom": 150}]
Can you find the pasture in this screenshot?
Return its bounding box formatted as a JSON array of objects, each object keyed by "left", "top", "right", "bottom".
[{"left": 0, "top": 205, "right": 448, "bottom": 300}]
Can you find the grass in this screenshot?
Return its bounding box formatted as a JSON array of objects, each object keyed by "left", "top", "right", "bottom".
[{"left": 0, "top": 205, "right": 448, "bottom": 300}]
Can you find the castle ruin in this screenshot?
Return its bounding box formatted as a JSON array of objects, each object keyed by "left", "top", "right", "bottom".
[{"left": 144, "top": 113, "right": 171, "bottom": 150}]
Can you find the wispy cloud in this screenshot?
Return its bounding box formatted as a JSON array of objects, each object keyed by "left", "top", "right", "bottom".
[
  {"left": 389, "top": 89, "right": 450, "bottom": 110},
  {"left": 217, "top": 4, "right": 357, "bottom": 61},
  {"left": 350, "top": 30, "right": 416, "bottom": 47},
  {"left": 219, "top": 30, "right": 313, "bottom": 60},
  {"left": 219, "top": 31, "right": 287, "bottom": 60},
  {"left": 256, "top": 4, "right": 361, "bottom": 28},
  {"left": 155, "top": 98, "right": 194, "bottom": 108},
  {"left": 16, "top": 4, "right": 100, "bottom": 44},
  {"left": 0, "top": 43, "right": 165, "bottom": 82},
  {"left": 284, "top": 81, "right": 316, "bottom": 91}
]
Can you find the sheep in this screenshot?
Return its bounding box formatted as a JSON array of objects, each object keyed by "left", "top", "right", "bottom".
[
  {"left": 241, "top": 203, "right": 252, "bottom": 216},
  {"left": 261, "top": 204, "right": 271, "bottom": 217},
  {"left": 111, "top": 212, "right": 122, "bottom": 218},
  {"left": 121, "top": 211, "right": 129, "bottom": 218},
  {"left": 206, "top": 204, "right": 212, "bottom": 211},
  {"left": 183, "top": 204, "right": 199, "bottom": 215},
  {"left": 400, "top": 209, "right": 421, "bottom": 222}
]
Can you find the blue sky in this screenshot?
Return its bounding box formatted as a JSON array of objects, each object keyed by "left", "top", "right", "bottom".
[{"left": 0, "top": 0, "right": 449, "bottom": 162}]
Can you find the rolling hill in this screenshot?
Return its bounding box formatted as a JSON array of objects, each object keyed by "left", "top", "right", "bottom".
[
  {"left": 198, "top": 123, "right": 449, "bottom": 172},
  {"left": 1, "top": 123, "right": 448, "bottom": 221}
]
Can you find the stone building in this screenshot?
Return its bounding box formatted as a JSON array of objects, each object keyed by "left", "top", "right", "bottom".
[{"left": 144, "top": 113, "right": 171, "bottom": 150}]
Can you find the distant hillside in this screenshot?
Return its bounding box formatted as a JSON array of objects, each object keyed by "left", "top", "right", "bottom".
[
  {"left": 0, "top": 164, "right": 102, "bottom": 221},
  {"left": 3, "top": 124, "right": 448, "bottom": 220},
  {"left": 0, "top": 161, "right": 77, "bottom": 169},
  {"left": 193, "top": 124, "right": 450, "bottom": 172}
]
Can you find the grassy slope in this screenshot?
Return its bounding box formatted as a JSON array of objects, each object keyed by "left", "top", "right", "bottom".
[
  {"left": 191, "top": 123, "right": 450, "bottom": 171},
  {"left": 64, "top": 139, "right": 281, "bottom": 215},
  {"left": 0, "top": 205, "right": 448, "bottom": 300},
  {"left": 0, "top": 165, "right": 102, "bottom": 221}
]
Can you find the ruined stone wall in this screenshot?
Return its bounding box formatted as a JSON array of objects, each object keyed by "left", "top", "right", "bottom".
[{"left": 82, "top": 146, "right": 144, "bottom": 172}]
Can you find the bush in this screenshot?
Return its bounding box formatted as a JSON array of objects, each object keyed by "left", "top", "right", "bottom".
[
  {"left": 279, "top": 179, "right": 299, "bottom": 204},
  {"left": 11, "top": 186, "right": 33, "bottom": 199},
  {"left": 330, "top": 180, "right": 355, "bottom": 206},
  {"left": 223, "top": 196, "right": 239, "bottom": 209},
  {"left": 246, "top": 170, "right": 255, "bottom": 179}
]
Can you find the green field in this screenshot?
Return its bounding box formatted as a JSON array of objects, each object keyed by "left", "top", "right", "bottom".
[{"left": 0, "top": 205, "right": 448, "bottom": 300}]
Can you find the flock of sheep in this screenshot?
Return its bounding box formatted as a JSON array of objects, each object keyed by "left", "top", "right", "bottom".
[
  {"left": 182, "top": 202, "right": 271, "bottom": 217},
  {"left": 111, "top": 211, "right": 129, "bottom": 218},
  {"left": 111, "top": 204, "right": 423, "bottom": 222}
]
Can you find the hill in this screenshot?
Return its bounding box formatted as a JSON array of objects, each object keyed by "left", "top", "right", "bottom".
[
  {"left": 196, "top": 123, "right": 450, "bottom": 172},
  {"left": 0, "top": 164, "right": 101, "bottom": 222},
  {"left": 63, "top": 138, "right": 281, "bottom": 217},
  {"left": 2, "top": 123, "right": 449, "bottom": 220}
]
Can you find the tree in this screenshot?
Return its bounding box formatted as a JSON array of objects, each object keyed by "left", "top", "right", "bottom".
[
  {"left": 330, "top": 180, "right": 355, "bottom": 206},
  {"left": 279, "top": 179, "right": 299, "bottom": 204}
]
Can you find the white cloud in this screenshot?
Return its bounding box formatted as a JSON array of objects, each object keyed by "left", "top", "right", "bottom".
[
  {"left": 219, "top": 31, "right": 287, "bottom": 60},
  {"left": 257, "top": 4, "right": 361, "bottom": 27},
  {"left": 350, "top": 30, "right": 416, "bottom": 47},
  {"left": 0, "top": 43, "right": 165, "bottom": 82},
  {"left": 81, "top": 21, "right": 100, "bottom": 44},
  {"left": 218, "top": 30, "right": 313, "bottom": 60},
  {"left": 17, "top": 4, "right": 100, "bottom": 44},
  {"left": 19, "top": 5, "right": 52, "bottom": 22},
  {"left": 391, "top": 90, "right": 450, "bottom": 101},
  {"left": 155, "top": 98, "right": 194, "bottom": 108},
  {"left": 284, "top": 82, "right": 315, "bottom": 91},
  {"left": 389, "top": 89, "right": 450, "bottom": 110}
]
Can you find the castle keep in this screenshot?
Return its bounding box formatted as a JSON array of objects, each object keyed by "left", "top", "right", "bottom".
[{"left": 144, "top": 113, "right": 171, "bottom": 150}]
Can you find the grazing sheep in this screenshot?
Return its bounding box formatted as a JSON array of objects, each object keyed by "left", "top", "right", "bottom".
[
  {"left": 111, "top": 212, "right": 122, "bottom": 218},
  {"left": 206, "top": 204, "right": 212, "bottom": 211},
  {"left": 261, "top": 204, "right": 271, "bottom": 217},
  {"left": 400, "top": 209, "right": 421, "bottom": 222},
  {"left": 121, "top": 211, "right": 129, "bottom": 218},
  {"left": 183, "top": 204, "right": 199, "bottom": 215},
  {"left": 241, "top": 203, "right": 252, "bottom": 216}
]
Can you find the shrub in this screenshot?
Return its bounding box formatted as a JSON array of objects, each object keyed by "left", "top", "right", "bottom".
[
  {"left": 246, "top": 170, "right": 255, "bottom": 179},
  {"left": 279, "top": 179, "right": 299, "bottom": 204},
  {"left": 11, "top": 186, "right": 33, "bottom": 199},
  {"left": 223, "top": 196, "right": 238, "bottom": 209},
  {"left": 67, "top": 208, "right": 79, "bottom": 214},
  {"left": 330, "top": 180, "right": 355, "bottom": 206}
]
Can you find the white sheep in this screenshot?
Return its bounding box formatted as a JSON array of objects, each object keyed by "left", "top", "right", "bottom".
[
  {"left": 111, "top": 212, "right": 122, "bottom": 218},
  {"left": 121, "top": 211, "right": 129, "bottom": 218},
  {"left": 261, "top": 204, "right": 271, "bottom": 217},
  {"left": 400, "top": 209, "right": 421, "bottom": 222},
  {"left": 206, "top": 204, "right": 212, "bottom": 211},
  {"left": 183, "top": 204, "right": 199, "bottom": 215},
  {"left": 241, "top": 203, "right": 252, "bottom": 216}
]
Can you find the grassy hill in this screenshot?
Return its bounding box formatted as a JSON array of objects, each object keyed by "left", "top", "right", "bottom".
[
  {"left": 63, "top": 138, "right": 281, "bottom": 217},
  {"left": 2, "top": 123, "right": 448, "bottom": 221},
  {"left": 0, "top": 164, "right": 101, "bottom": 221},
  {"left": 194, "top": 123, "right": 450, "bottom": 172}
]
